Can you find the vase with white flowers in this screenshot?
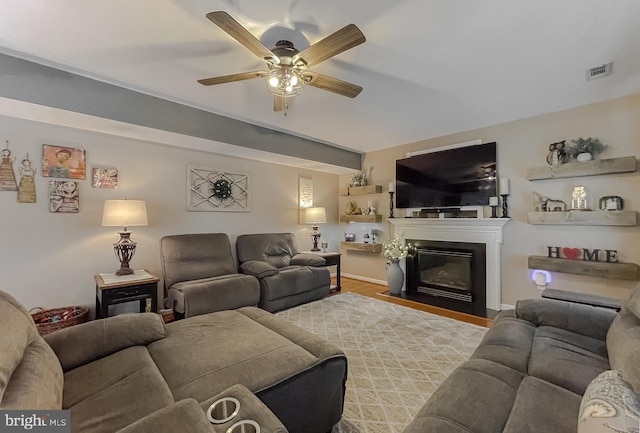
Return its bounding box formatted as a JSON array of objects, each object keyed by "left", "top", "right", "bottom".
[{"left": 383, "top": 237, "right": 411, "bottom": 295}]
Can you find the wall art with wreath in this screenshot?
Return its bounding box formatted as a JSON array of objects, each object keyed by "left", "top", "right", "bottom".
[{"left": 187, "top": 165, "right": 250, "bottom": 212}]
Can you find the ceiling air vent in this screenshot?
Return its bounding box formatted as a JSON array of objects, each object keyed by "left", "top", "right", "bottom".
[{"left": 585, "top": 62, "right": 612, "bottom": 81}]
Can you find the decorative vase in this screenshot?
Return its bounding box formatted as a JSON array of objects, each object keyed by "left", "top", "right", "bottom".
[
  {"left": 576, "top": 152, "right": 593, "bottom": 162},
  {"left": 386, "top": 259, "right": 404, "bottom": 295}
]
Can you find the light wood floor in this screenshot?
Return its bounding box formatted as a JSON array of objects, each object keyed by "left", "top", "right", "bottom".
[{"left": 333, "top": 276, "right": 495, "bottom": 328}]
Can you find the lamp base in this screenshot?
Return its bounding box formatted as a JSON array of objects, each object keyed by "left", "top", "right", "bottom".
[
  {"left": 113, "top": 231, "right": 137, "bottom": 276},
  {"left": 115, "top": 266, "right": 134, "bottom": 276},
  {"left": 310, "top": 225, "right": 321, "bottom": 252}
]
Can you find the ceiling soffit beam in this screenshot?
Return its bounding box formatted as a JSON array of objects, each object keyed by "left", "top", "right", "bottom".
[{"left": 0, "top": 52, "right": 362, "bottom": 170}]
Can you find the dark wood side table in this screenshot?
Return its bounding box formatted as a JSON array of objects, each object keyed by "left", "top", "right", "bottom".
[
  {"left": 304, "top": 251, "right": 342, "bottom": 292},
  {"left": 94, "top": 270, "right": 160, "bottom": 319}
]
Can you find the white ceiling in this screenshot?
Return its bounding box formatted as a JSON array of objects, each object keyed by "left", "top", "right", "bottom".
[{"left": 1, "top": 0, "right": 640, "bottom": 159}]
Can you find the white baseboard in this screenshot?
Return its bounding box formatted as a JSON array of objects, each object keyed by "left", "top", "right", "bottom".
[
  {"left": 342, "top": 273, "right": 388, "bottom": 287},
  {"left": 500, "top": 303, "right": 515, "bottom": 311}
]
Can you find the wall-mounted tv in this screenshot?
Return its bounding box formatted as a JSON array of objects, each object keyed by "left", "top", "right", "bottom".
[{"left": 395, "top": 142, "right": 497, "bottom": 209}]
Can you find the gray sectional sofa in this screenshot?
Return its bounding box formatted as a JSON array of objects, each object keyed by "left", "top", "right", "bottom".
[
  {"left": 402, "top": 287, "right": 640, "bottom": 433},
  {"left": 0, "top": 289, "right": 347, "bottom": 433}
]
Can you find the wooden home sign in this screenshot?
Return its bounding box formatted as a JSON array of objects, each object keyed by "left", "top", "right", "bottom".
[{"left": 547, "top": 246, "right": 618, "bottom": 263}]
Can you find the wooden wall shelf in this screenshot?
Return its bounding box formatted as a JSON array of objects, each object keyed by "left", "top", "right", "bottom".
[
  {"left": 528, "top": 255, "right": 640, "bottom": 281},
  {"left": 527, "top": 210, "right": 637, "bottom": 226},
  {"left": 340, "top": 185, "right": 383, "bottom": 196},
  {"left": 340, "top": 242, "right": 382, "bottom": 253},
  {"left": 339, "top": 214, "right": 383, "bottom": 223},
  {"left": 527, "top": 156, "right": 636, "bottom": 180}
]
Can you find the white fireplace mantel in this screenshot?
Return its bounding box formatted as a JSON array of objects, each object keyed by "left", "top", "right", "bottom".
[{"left": 388, "top": 218, "right": 509, "bottom": 311}]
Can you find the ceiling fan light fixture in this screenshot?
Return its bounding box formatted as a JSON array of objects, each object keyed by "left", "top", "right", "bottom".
[{"left": 265, "top": 67, "right": 304, "bottom": 97}]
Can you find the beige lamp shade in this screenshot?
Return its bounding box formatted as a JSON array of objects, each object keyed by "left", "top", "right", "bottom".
[
  {"left": 102, "top": 200, "right": 148, "bottom": 229},
  {"left": 303, "top": 207, "right": 327, "bottom": 224}
]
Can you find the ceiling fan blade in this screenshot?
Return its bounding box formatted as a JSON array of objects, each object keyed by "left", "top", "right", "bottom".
[
  {"left": 304, "top": 71, "right": 363, "bottom": 98},
  {"left": 206, "top": 11, "right": 278, "bottom": 64},
  {"left": 292, "top": 24, "right": 365, "bottom": 67},
  {"left": 197, "top": 71, "right": 266, "bottom": 86},
  {"left": 274, "top": 95, "right": 286, "bottom": 111}
]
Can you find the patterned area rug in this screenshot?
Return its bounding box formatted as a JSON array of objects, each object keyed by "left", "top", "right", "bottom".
[{"left": 276, "top": 293, "right": 488, "bottom": 433}]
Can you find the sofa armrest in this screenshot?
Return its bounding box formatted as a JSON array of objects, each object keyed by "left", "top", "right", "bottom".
[
  {"left": 516, "top": 298, "right": 616, "bottom": 340},
  {"left": 240, "top": 260, "right": 279, "bottom": 278},
  {"left": 116, "top": 399, "right": 212, "bottom": 433},
  {"left": 44, "top": 313, "right": 165, "bottom": 372},
  {"left": 290, "top": 253, "right": 326, "bottom": 267}
]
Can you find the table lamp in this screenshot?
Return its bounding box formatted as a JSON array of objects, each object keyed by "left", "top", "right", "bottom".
[
  {"left": 102, "top": 199, "right": 148, "bottom": 276},
  {"left": 303, "top": 207, "right": 326, "bottom": 252}
]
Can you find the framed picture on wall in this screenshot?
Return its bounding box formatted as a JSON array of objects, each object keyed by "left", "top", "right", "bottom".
[
  {"left": 42, "top": 144, "right": 86, "bottom": 179},
  {"left": 92, "top": 166, "right": 118, "bottom": 189},
  {"left": 187, "top": 165, "right": 250, "bottom": 212},
  {"left": 49, "top": 181, "right": 79, "bottom": 213}
]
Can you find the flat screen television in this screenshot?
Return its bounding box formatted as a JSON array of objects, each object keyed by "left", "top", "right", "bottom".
[{"left": 395, "top": 142, "right": 497, "bottom": 209}]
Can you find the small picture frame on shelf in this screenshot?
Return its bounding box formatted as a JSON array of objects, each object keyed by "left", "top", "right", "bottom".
[{"left": 599, "top": 195, "right": 623, "bottom": 211}]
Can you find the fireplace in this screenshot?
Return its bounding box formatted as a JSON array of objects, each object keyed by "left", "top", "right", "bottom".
[
  {"left": 388, "top": 218, "right": 508, "bottom": 318},
  {"left": 407, "top": 240, "right": 486, "bottom": 316}
]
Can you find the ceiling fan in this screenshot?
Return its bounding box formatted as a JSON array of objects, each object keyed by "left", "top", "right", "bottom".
[{"left": 198, "top": 11, "right": 366, "bottom": 111}]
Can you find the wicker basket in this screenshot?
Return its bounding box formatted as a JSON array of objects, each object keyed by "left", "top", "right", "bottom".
[{"left": 29, "top": 306, "right": 89, "bottom": 336}]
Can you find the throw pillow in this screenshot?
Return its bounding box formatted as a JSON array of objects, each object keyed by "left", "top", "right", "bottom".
[{"left": 578, "top": 370, "right": 640, "bottom": 433}]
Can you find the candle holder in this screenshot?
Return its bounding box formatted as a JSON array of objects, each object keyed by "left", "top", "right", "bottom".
[
  {"left": 501, "top": 194, "right": 510, "bottom": 218},
  {"left": 389, "top": 191, "right": 395, "bottom": 218},
  {"left": 490, "top": 204, "right": 499, "bottom": 218}
]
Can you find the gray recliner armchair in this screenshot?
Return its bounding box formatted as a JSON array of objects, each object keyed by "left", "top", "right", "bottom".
[
  {"left": 236, "top": 233, "right": 331, "bottom": 312},
  {"left": 160, "top": 233, "right": 260, "bottom": 318}
]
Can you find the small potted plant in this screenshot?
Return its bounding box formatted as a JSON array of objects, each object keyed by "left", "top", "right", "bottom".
[{"left": 566, "top": 137, "right": 606, "bottom": 162}]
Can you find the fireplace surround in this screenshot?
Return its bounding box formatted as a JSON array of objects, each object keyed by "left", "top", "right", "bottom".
[{"left": 388, "top": 217, "right": 509, "bottom": 316}]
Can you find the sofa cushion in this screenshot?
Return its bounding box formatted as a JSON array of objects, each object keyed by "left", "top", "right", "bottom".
[
  {"left": 116, "top": 399, "right": 213, "bottom": 433},
  {"left": 236, "top": 233, "right": 301, "bottom": 268},
  {"left": 168, "top": 274, "right": 260, "bottom": 316},
  {"left": 290, "top": 253, "right": 326, "bottom": 267},
  {"left": 240, "top": 260, "right": 279, "bottom": 278},
  {"left": 260, "top": 266, "right": 330, "bottom": 302},
  {"left": 516, "top": 298, "right": 616, "bottom": 341},
  {"left": 503, "top": 376, "right": 581, "bottom": 433},
  {"left": 578, "top": 370, "right": 640, "bottom": 433},
  {"left": 45, "top": 313, "right": 166, "bottom": 372},
  {"left": 160, "top": 233, "right": 238, "bottom": 288},
  {"left": 528, "top": 325, "right": 609, "bottom": 395},
  {"left": 471, "top": 317, "right": 536, "bottom": 374},
  {"left": 64, "top": 346, "right": 174, "bottom": 433},
  {"left": 0, "top": 290, "right": 39, "bottom": 403},
  {"left": 148, "top": 308, "right": 326, "bottom": 402},
  {"left": 402, "top": 359, "right": 524, "bottom": 433},
  {"left": 1, "top": 337, "right": 63, "bottom": 409},
  {"left": 607, "top": 308, "right": 640, "bottom": 394}
]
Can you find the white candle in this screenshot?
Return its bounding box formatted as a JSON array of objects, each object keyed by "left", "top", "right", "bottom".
[
  {"left": 489, "top": 196, "right": 498, "bottom": 206},
  {"left": 388, "top": 182, "right": 395, "bottom": 193},
  {"left": 500, "top": 178, "right": 510, "bottom": 195}
]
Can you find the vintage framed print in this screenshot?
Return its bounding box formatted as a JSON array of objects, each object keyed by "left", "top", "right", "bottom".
[
  {"left": 42, "top": 144, "right": 86, "bottom": 179},
  {"left": 187, "top": 165, "right": 250, "bottom": 212},
  {"left": 92, "top": 166, "right": 118, "bottom": 189},
  {"left": 49, "top": 181, "right": 79, "bottom": 213}
]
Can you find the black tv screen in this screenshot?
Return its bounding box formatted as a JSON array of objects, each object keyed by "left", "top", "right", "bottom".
[{"left": 396, "top": 142, "right": 497, "bottom": 209}]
